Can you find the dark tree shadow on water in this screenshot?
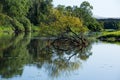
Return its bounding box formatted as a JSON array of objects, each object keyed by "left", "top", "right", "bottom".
[
  {"left": 0, "top": 28, "right": 93, "bottom": 79},
  {"left": 28, "top": 30, "right": 93, "bottom": 78},
  {"left": 0, "top": 32, "right": 31, "bottom": 78}
]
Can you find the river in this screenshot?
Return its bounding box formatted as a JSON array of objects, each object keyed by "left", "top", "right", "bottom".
[{"left": 0, "top": 33, "right": 120, "bottom": 80}]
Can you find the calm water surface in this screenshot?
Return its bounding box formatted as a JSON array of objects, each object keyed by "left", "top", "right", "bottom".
[{"left": 0, "top": 33, "right": 120, "bottom": 80}]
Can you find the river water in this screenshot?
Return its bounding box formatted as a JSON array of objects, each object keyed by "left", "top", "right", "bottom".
[{"left": 0, "top": 33, "right": 120, "bottom": 80}]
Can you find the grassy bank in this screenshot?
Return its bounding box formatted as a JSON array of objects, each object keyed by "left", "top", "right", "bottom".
[{"left": 98, "top": 30, "right": 120, "bottom": 42}]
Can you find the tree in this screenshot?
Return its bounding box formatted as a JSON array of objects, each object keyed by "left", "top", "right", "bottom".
[
  {"left": 88, "top": 21, "right": 103, "bottom": 31},
  {"left": 80, "top": 1, "right": 93, "bottom": 15},
  {"left": 79, "top": 1, "right": 93, "bottom": 26},
  {"left": 49, "top": 9, "right": 86, "bottom": 32},
  {"left": 0, "top": 0, "right": 32, "bottom": 32},
  {"left": 0, "top": 0, "right": 31, "bottom": 17},
  {"left": 28, "top": 0, "right": 53, "bottom": 25},
  {"left": 73, "top": 1, "right": 103, "bottom": 31},
  {"left": 56, "top": 5, "right": 65, "bottom": 11},
  {"left": 4, "top": 0, "right": 31, "bottom": 18},
  {"left": 65, "top": 6, "right": 73, "bottom": 16}
]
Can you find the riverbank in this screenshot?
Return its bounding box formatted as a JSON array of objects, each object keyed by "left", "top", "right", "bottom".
[
  {"left": 98, "top": 30, "right": 120, "bottom": 42},
  {"left": 0, "top": 24, "right": 86, "bottom": 38}
]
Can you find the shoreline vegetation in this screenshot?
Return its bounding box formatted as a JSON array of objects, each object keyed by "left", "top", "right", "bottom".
[
  {"left": 98, "top": 30, "right": 120, "bottom": 42},
  {"left": 0, "top": 0, "right": 120, "bottom": 41},
  {"left": 0, "top": 0, "right": 102, "bottom": 34}
]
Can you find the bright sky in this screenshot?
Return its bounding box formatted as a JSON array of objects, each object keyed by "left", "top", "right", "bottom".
[{"left": 53, "top": 0, "right": 120, "bottom": 18}]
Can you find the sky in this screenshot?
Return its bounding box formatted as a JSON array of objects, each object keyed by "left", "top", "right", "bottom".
[{"left": 52, "top": 0, "right": 120, "bottom": 18}]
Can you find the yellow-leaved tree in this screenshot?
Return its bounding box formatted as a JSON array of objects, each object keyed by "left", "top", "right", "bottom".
[{"left": 49, "top": 9, "right": 87, "bottom": 33}]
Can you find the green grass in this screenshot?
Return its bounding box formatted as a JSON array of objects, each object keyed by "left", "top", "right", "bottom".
[
  {"left": 98, "top": 30, "right": 120, "bottom": 42},
  {"left": 102, "top": 30, "right": 120, "bottom": 36}
]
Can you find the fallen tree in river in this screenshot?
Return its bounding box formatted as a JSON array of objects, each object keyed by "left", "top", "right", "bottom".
[{"left": 52, "top": 27, "right": 89, "bottom": 51}]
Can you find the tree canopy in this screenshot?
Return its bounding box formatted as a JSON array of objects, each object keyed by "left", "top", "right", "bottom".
[{"left": 0, "top": 0, "right": 103, "bottom": 33}]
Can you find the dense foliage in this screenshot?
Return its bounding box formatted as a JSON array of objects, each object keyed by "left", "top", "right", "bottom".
[
  {"left": 0, "top": 0, "right": 103, "bottom": 33},
  {"left": 0, "top": 0, "right": 31, "bottom": 32},
  {"left": 98, "top": 19, "right": 120, "bottom": 30}
]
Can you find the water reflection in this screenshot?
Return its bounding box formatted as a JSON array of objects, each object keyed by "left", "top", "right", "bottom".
[
  {"left": 0, "top": 33, "right": 31, "bottom": 78},
  {"left": 0, "top": 33, "right": 93, "bottom": 79}
]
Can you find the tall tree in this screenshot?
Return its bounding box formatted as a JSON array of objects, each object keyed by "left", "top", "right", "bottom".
[
  {"left": 79, "top": 1, "right": 93, "bottom": 26},
  {"left": 0, "top": 0, "right": 32, "bottom": 32},
  {"left": 0, "top": 0, "right": 31, "bottom": 17},
  {"left": 28, "top": 0, "right": 53, "bottom": 25}
]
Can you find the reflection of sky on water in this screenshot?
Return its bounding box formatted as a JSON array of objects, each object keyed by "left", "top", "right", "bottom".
[
  {"left": 74, "top": 42, "right": 120, "bottom": 80},
  {"left": 1, "top": 42, "right": 120, "bottom": 80}
]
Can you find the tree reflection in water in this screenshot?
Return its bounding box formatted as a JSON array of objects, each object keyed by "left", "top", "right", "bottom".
[
  {"left": 28, "top": 34, "right": 92, "bottom": 78},
  {"left": 0, "top": 32, "right": 31, "bottom": 78},
  {"left": 0, "top": 33, "right": 93, "bottom": 79}
]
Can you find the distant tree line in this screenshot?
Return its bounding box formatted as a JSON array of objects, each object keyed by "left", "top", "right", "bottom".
[{"left": 97, "top": 18, "right": 120, "bottom": 30}]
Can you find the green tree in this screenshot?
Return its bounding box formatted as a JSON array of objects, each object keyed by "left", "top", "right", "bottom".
[
  {"left": 0, "top": 33, "right": 31, "bottom": 78},
  {"left": 73, "top": 1, "right": 102, "bottom": 31},
  {"left": 0, "top": 0, "right": 31, "bottom": 17},
  {"left": 0, "top": 0, "right": 31, "bottom": 32},
  {"left": 79, "top": 1, "right": 93, "bottom": 26},
  {"left": 56, "top": 5, "right": 65, "bottom": 14},
  {"left": 88, "top": 21, "right": 103, "bottom": 31},
  {"left": 28, "top": 0, "right": 53, "bottom": 25}
]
